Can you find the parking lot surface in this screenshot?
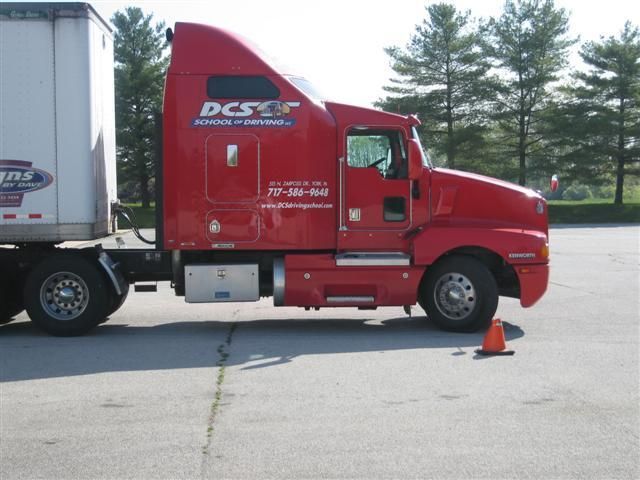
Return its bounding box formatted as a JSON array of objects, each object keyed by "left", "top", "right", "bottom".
[{"left": 1, "top": 225, "right": 638, "bottom": 479}]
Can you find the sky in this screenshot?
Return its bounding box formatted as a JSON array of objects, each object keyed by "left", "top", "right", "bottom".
[{"left": 43, "top": 0, "right": 640, "bottom": 107}]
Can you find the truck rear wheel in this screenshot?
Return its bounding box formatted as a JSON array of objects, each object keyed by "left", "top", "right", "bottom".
[
  {"left": 24, "top": 254, "right": 110, "bottom": 336},
  {"left": 420, "top": 255, "right": 498, "bottom": 333}
]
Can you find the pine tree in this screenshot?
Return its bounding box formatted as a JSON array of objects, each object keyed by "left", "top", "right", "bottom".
[
  {"left": 377, "top": 3, "right": 491, "bottom": 170},
  {"left": 485, "top": 0, "right": 574, "bottom": 186},
  {"left": 555, "top": 22, "right": 640, "bottom": 204},
  {"left": 112, "top": 7, "right": 167, "bottom": 208}
]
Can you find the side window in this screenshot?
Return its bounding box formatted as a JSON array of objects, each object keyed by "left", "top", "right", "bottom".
[
  {"left": 346, "top": 130, "right": 407, "bottom": 179},
  {"left": 207, "top": 76, "right": 280, "bottom": 99}
]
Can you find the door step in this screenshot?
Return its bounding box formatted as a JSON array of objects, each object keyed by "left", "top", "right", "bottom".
[{"left": 335, "top": 251, "right": 411, "bottom": 266}]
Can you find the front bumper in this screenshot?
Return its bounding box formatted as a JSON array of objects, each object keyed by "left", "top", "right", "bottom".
[{"left": 516, "top": 264, "right": 550, "bottom": 308}]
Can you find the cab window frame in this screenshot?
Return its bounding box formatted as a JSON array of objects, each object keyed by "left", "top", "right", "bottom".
[
  {"left": 207, "top": 75, "right": 280, "bottom": 99},
  {"left": 346, "top": 128, "right": 408, "bottom": 180}
]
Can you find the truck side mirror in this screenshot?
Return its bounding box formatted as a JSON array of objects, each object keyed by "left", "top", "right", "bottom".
[{"left": 407, "top": 139, "right": 423, "bottom": 180}]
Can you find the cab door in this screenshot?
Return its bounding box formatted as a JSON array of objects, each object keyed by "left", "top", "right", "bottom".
[{"left": 341, "top": 128, "right": 412, "bottom": 233}]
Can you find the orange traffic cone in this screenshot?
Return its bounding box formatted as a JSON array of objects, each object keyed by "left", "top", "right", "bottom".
[{"left": 475, "top": 318, "right": 515, "bottom": 356}]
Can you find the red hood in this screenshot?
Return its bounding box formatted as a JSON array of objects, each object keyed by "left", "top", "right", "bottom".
[
  {"left": 429, "top": 168, "right": 548, "bottom": 234},
  {"left": 435, "top": 168, "right": 540, "bottom": 197}
]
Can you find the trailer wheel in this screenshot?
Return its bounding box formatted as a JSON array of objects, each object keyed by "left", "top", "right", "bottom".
[
  {"left": 24, "top": 255, "right": 110, "bottom": 336},
  {"left": 0, "top": 274, "right": 24, "bottom": 324},
  {"left": 420, "top": 255, "right": 498, "bottom": 333}
]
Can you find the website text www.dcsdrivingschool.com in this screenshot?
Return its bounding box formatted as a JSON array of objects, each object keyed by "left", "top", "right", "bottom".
[{"left": 260, "top": 202, "right": 334, "bottom": 210}]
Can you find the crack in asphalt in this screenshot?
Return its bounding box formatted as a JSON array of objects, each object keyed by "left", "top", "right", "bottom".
[
  {"left": 549, "top": 281, "right": 600, "bottom": 296},
  {"left": 200, "top": 319, "right": 238, "bottom": 472}
]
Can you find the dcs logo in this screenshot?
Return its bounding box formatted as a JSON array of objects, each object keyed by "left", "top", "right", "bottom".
[{"left": 198, "top": 100, "right": 301, "bottom": 118}]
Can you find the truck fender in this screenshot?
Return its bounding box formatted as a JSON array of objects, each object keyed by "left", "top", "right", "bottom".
[
  {"left": 412, "top": 226, "right": 548, "bottom": 266},
  {"left": 95, "top": 246, "right": 127, "bottom": 296}
]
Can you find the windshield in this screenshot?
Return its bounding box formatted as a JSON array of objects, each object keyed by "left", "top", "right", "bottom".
[
  {"left": 411, "top": 126, "right": 432, "bottom": 168},
  {"left": 287, "top": 76, "right": 327, "bottom": 101}
]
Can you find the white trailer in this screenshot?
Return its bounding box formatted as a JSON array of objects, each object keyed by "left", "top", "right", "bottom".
[
  {"left": 0, "top": 3, "right": 134, "bottom": 335},
  {"left": 0, "top": 2, "right": 117, "bottom": 242}
]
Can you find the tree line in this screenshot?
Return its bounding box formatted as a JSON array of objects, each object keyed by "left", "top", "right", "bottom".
[
  {"left": 112, "top": 7, "right": 166, "bottom": 208},
  {"left": 377, "top": 0, "right": 639, "bottom": 204},
  {"left": 111, "top": 2, "right": 639, "bottom": 207}
]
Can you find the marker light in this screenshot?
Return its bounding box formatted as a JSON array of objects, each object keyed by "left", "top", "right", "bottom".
[{"left": 540, "top": 243, "right": 549, "bottom": 258}]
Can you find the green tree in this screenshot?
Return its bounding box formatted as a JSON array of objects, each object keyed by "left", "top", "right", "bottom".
[
  {"left": 377, "top": 3, "right": 491, "bottom": 170},
  {"left": 112, "top": 7, "right": 167, "bottom": 208},
  {"left": 553, "top": 23, "right": 640, "bottom": 204},
  {"left": 485, "top": 0, "right": 574, "bottom": 186}
]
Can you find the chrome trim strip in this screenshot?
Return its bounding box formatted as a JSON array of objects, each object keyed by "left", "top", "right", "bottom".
[
  {"left": 273, "top": 257, "right": 285, "bottom": 306},
  {"left": 326, "top": 296, "right": 375, "bottom": 303},
  {"left": 338, "top": 156, "right": 346, "bottom": 230},
  {"left": 335, "top": 252, "right": 411, "bottom": 266}
]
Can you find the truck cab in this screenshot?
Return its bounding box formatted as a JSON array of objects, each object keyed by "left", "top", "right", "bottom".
[{"left": 161, "top": 22, "right": 549, "bottom": 332}]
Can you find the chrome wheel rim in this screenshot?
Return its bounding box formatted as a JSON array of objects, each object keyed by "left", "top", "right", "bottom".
[
  {"left": 433, "top": 272, "right": 476, "bottom": 321},
  {"left": 40, "top": 272, "right": 90, "bottom": 321}
]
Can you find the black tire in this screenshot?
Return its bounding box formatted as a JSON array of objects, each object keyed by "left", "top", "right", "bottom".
[
  {"left": 24, "top": 254, "right": 110, "bottom": 336},
  {"left": 107, "top": 282, "right": 129, "bottom": 317},
  {"left": 0, "top": 273, "right": 24, "bottom": 324},
  {"left": 420, "top": 255, "right": 498, "bottom": 333}
]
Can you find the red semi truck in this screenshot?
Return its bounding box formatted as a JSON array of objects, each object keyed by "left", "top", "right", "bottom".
[{"left": 0, "top": 4, "right": 549, "bottom": 336}]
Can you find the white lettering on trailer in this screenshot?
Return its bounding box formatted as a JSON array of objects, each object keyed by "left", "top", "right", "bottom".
[{"left": 0, "top": 170, "right": 34, "bottom": 183}]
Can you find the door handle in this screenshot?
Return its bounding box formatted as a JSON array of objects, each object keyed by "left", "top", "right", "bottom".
[{"left": 227, "top": 145, "right": 238, "bottom": 167}]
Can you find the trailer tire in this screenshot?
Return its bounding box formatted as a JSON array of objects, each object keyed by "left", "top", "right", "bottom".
[
  {"left": 420, "top": 255, "right": 498, "bottom": 333},
  {"left": 24, "top": 254, "right": 110, "bottom": 336},
  {"left": 0, "top": 303, "right": 23, "bottom": 325},
  {"left": 0, "top": 275, "right": 24, "bottom": 324}
]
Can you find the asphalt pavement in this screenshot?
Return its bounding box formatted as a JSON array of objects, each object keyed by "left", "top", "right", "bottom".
[{"left": 1, "top": 226, "right": 638, "bottom": 479}]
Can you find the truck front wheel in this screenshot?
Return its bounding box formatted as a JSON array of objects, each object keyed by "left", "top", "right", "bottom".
[
  {"left": 420, "top": 255, "right": 498, "bottom": 333},
  {"left": 24, "top": 255, "right": 110, "bottom": 336}
]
